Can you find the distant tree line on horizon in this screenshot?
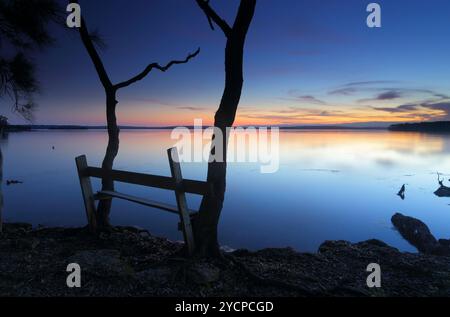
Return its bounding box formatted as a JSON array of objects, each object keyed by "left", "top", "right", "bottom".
[{"left": 389, "top": 121, "right": 450, "bottom": 132}]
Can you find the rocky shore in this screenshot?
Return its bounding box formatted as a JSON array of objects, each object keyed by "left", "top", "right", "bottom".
[{"left": 1, "top": 221, "right": 450, "bottom": 297}]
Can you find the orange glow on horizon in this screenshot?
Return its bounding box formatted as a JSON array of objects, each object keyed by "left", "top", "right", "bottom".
[{"left": 50, "top": 103, "right": 448, "bottom": 127}]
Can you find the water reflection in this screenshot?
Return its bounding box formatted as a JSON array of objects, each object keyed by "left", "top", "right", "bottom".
[{"left": 1, "top": 129, "right": 450, "bottom": 252}]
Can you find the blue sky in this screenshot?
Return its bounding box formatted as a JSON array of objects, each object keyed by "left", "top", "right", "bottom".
[{"left": 4, "top": 0, "right": 450, "bottom": 126}]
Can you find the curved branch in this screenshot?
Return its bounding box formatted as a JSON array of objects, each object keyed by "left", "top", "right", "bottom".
[
  {"left": 114, "top": 48, "right": 200, "bottom": 90},
  {"left": 195, "top": 0, "right": 231, "bottom": 36}
]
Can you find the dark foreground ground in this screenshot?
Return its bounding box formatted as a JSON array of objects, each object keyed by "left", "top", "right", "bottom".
[{"left": 1, "top": 222, "right": 450, "bottom": 297}]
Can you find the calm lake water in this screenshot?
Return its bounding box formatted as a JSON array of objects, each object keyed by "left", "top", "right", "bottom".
[{"left": 2, "top": 129, "right": 450, "bottom": 252}]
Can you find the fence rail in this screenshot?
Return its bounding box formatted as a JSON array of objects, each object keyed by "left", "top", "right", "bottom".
[
  {"left": 75, "top": 147, "right": 210, "bottom": 255},
  {"left": 84, "top": 166, "right": 210, "bottom": 195}
]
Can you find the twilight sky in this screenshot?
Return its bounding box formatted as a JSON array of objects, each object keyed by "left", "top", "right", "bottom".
[{"left": 4, "top": 0, "right": 450, "bottom": 126}]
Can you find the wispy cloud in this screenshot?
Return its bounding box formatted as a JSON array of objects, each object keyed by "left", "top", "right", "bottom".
[
  {"left": 375, "top": 90, "right": 403, "bottom": 100},
  {"left": 423, "top": 102, "right": 450, "bottom": 120},
  {"left": 282, "top": 90, "right": 327, "bottom": 105},
  {"left": 238, "top": 107, "right": 352, "bottom": 124},
  {"left": 372, "top": 102, "right": 450, "bottom": 120},
  {"left": 295, "top": 95, "right": 327, "bottom": 105},
  {"left": 328, "top": 81, "right": 398, "bottom": 96},
  {"left": 177, "top": 106, "right": 207, "bottom": 111},
  {"left": 372, "top": 104, "right": 420, "bottom": 113},
  {"left": 329, "top": 87, "right": 357, "bottom": 96},
  {"left": 359, "top": 90, "right": 403, "bottom": 103},
  {"left": 343, "top": 80, "right": 399, "bottom": 87},
  {"left": 329, "top": 81, "right": 449, "bottom": 109}
]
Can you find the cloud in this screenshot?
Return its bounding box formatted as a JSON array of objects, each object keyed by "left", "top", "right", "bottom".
[
  {"left": 282, "top": 91, "right": 327, "bottom": 105},
  {"left": 372, "top": 102, "right": 450, "bottom": 120},
  {"left": 329, "top": 80, "right": 449, "bottom": 107},
  {"left": 343, "top": 80, "right": 399, "bottom": 87},
  {"left": 277, "top": 107, "right": 305, "bottom": 114},
  {"left": 177, "top": 106, "right": 207, "bottom": 111},
  {"left": 319, "top": 110, "right": 340, "bottom": 116},
  {"left": 372, "top": 104, "right": 420, "bottom": 113},
  {"left": 296, "top": 95, "right": 327, "bottom": 105},
  {"left": 239, "top": 107, "right": 345, "bottom": 123},
  {"left": 359, "top": 90, "right": 403, "bottom": 102},
  {"left": 375, "top": 90, "right": 402, "bottom": 100},
  {"left": 423, "top": 102, "right": 450, "bottom": 119},
  {"left": 328, "top": 81, "right": 398, "bottom": 96},
  {"left": 328, "top": 88, "right": 357, "bottom": 96},
  {"left": 433, "top": 93, "right": 450, "bottom": 99}
]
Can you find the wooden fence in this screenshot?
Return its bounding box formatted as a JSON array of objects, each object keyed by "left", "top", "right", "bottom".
[{"left": 75, "top": 147, "right": 211, "bottom": 255}]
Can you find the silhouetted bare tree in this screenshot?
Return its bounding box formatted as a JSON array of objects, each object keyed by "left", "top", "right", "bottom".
[
  {"left": 193, "top": 0, "right": 256, "bottom": 257},
  {"left": 0, "top": 0, "right": 60, "bottom": 232},
  {"left": 71, "top": 0, "right": 199, "bottom": 229},
  {"left": 0, "top": 0, "right": 61, "bottom": 119}
]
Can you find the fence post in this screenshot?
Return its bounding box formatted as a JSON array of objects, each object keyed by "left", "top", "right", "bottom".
[
  {"left": 167, "top": 147, "right": 195, "bottom": 256},
  {"left": 75, "top": 155, "right": 97, "bottom": 233}
]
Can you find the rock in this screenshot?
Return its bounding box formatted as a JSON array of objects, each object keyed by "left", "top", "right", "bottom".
[
  {"left": 186, "top": 262, "right": 221, "bottom": 285},
  {"left": 231, "top": 249, "right": 251, "bottom": 257},
  {"left": 2, "top": 223, "right": 32, "bottom": 234},
  {"left": 359, "top": 239, "right": 390, "bottom": 248},
  {"left": 220, "top": 245, "right": 236, "bottom": 253},
  {"left": 139, "top": 231, "right": 151, "bottom": 239},
  {"left": 439, "top": 239, "right": 450, "bottom": 247},
  {"left": 35, "top": 224, "right": 48, "bottom": 232},
  {"left": 126, "top": 225, "right": 147, "bottom": 233},
  {"left": 435, "top": 185, "right": 450, "bottom": 197},
  {"left": 136, "top": 267, "right": 173, "bottom": 285},
  {"left": 13, "top": 238, "right": 39, "bottom": 250},
  {"left": 391, "top": 213, "right": 450, "bottom": 255},
  {"left": 318, "top": 240, "right": 353, "bottom": 254},
  {"left": 67, "top": 250, "right": 133, "bottom": 277}
]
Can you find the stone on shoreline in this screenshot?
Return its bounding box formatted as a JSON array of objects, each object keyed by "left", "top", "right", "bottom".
[
  {"left": 67, "top": 249, "right": 133, "bottom": 277},
  {"left": 391, "top": 213, "right": 450, "bottom": 256}
]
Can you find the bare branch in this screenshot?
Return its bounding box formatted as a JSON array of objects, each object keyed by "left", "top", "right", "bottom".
[
  {"left": 195, "top": 0, "right": 232, "bottom": 36},
  {"left": 69, "top": 0, "right": 112, "bottom": 89},
  {"left": 114, "top": 48, "right": 200, "bottom": 90}
]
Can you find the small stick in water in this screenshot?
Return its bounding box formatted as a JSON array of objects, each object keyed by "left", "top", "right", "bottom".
[
  {"left": 397, "top": 184, "right": 405, "bottom": 200},
  {"left": 6, "top": 180, "right": 23, "bottom": 186}
]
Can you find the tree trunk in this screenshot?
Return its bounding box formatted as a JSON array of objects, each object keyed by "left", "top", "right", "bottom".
[
  {"left": 96, "top": 90, "right": 119, "bottom": 228},
  {"left": 195, "top": 129, "right": 228, "bottom": 257},
  {"left": 194, "top": 0, "right": 255, "bottom": 257}
]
